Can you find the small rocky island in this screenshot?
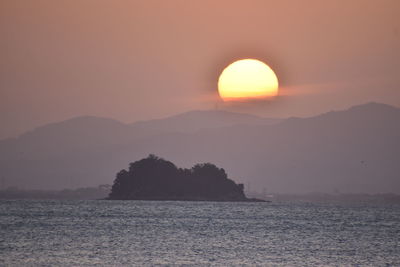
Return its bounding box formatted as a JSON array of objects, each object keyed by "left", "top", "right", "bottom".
[{"left": 108, "top": 155, "right": 262, "bottom": 202}]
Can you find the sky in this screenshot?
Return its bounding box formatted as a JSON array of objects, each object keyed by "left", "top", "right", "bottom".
[{"left": 1, "top": 0, "right": 399, "bottom": 139}]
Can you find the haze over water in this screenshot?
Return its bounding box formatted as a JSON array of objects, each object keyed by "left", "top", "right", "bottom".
[
  {"left": 1, "top": 1, "right": 399, "bottom": 265},
  {"left": 1, "top": 200, "right": 399, "bottom": 266}
]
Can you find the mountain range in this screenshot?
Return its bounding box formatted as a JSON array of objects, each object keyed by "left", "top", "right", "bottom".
[{"left": 0, "top": 102, "right": 399, "bottom": 194}]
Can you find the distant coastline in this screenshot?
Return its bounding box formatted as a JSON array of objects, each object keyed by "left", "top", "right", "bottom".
[
  {"left": 1, "top": 187, "right": 399, "bottom": 204},
  {"left": 0, "top": 185, "right": 111, "bottom": 200}
]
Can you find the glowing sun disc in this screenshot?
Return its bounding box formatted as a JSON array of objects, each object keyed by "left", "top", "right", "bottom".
[{"left": 218, "top": 59, "right": 279, "bottom": 101}]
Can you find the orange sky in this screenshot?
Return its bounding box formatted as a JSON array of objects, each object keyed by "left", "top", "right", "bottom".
[{"left": 1, "top": 0, "right": 399, "bottom": 139}]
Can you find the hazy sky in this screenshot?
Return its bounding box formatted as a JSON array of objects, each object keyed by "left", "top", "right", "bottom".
[{"left": 1, "top": 0, "right": 399, "bottom": 139}]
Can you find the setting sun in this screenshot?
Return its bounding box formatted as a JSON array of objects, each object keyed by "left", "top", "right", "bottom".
[{"left": 218, "top": 59, "right": 279, "bottom": 101}]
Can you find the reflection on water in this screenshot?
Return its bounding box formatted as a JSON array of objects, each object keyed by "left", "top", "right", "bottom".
[{"left": 1, "top": 200, "right": 399, "bottom": 266}]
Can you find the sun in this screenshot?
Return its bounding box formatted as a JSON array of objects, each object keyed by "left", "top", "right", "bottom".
[{"left": 218, "top": 59, "right": 279, "bottom": 101}]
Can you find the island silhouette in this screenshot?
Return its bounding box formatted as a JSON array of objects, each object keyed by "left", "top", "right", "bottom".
[{"left": 108, "top": 154, "right": 262, "bottom": 201}]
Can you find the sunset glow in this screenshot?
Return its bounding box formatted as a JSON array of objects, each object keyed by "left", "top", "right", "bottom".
[{"left": 218, "top": 59, "right": 279, "bottom": 101}]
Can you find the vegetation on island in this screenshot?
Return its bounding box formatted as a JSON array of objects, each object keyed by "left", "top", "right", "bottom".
[{"left": 108, "top": 154, "right": 259, "bottom": 201}]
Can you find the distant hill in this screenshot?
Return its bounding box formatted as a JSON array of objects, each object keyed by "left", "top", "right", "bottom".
[
  {"left": 0, "top": 110, "right": 278, "bottom": 161},
  {"left": 131, "top": 110, "right": 279, "bottom": 133},
  {"left": 0, "top": 116, "right": 132, "bottom": 160},
  {"left": 0, "top": 103, "right": 399, "bottom": 194}
]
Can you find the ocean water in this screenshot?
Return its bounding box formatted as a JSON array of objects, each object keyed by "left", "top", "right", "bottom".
[{"left": 1, "top": 200, "right": 399, "bottom": 266}]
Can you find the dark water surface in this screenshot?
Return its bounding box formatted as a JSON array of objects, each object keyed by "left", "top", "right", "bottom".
[{"left": 1, "top": 200, "right": 399, "bottom": 266}]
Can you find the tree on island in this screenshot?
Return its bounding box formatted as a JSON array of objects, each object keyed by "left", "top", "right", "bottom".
[{"left": 108, "top": 154, "right": 254, "bottom": 201}]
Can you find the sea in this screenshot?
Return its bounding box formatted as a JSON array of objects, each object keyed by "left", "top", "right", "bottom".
[{"left": 1, "top": 200, "right": 399, "bottom": 266}]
